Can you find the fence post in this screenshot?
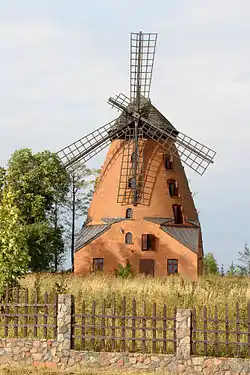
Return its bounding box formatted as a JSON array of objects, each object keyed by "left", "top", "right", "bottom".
[
  {"left": 57, "top": 294, "right": 74, "bottom": 351},
  {"left": 248, "top": 302, "right": 250, "bottom": 358},
  {"left": 176, "top": 309, "right": 191, "bottom": 359}
]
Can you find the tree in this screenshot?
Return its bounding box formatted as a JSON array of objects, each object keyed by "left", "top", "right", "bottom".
[
  {"left": 237, "top": 243, "right": 250, "bottom": 276},
  {"left": 227, "top": 261, "right": 239, "bottom": 276},
  {"left": 2, "top": 149, "right": 70, "bottom": 272},
  {"left": 203, "top": 252, "right": 219, "bottom": 275},
  {"left": 0, "top": 167, "right": 5, "bottom": 198},
  {"left": 60, "top": 165, "right": 100, "bottom": 270},
  {"left": 220, "top": 264, "right": 224, "bottom": 276},
  {"left": 0, "top": 189, "right": 30, "bottom": 292}
]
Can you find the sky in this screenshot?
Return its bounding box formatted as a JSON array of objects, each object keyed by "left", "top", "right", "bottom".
[{"left": 0, "top": 0, "right": 249, "bottom": 271}]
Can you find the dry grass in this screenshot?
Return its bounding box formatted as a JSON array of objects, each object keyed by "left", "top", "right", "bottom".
[
  {"left": 20, "top": 273, "right": 249, "bottom": 310},
  {"left": 1, "top": 273, "right": 250, "bottom": 357}
]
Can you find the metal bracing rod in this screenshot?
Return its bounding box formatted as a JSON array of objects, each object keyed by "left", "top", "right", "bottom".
[
  {"left": 57, "top": 120, "right": 129, "bottom": 169},
  {"left": 136, "top": 31, "right": 142, "bottom": 111},
  {"left": 132, "top": 32, "right": 142, "bottom": 205},
  {"left": 133, "top": 118, "right": 139, "bottom": 206}
]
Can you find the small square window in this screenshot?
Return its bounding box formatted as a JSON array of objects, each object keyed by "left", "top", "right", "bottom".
[
  {"left": 93, "top": 258, "right": 104, "bottom": 272},
  {"left": 167, "top": 259, "right": 178, "bottom": 275}
]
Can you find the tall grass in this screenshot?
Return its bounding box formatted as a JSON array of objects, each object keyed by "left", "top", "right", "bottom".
[{"left": 20, "top": 273, "right": 249, "bottom": 311}]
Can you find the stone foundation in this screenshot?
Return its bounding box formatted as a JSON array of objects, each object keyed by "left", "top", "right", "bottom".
[{"left": 0, "top": 338, "right": 248, "bottom": 374}]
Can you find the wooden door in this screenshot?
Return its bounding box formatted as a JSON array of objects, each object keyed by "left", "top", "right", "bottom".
[{"left": 139, "top": 259, "right": 155, "bottom": 276}]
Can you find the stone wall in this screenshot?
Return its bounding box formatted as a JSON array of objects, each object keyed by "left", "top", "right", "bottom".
[
  {"left": 0, "top": 338, "right": 248, "bottom": 374},
  {"left": 0, "top": 294, "right": 248, "bottom": 374}
]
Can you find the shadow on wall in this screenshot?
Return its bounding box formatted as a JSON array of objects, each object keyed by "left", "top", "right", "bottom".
[{"left": 76, "top": 236, "right": 141, "bottom": 276}]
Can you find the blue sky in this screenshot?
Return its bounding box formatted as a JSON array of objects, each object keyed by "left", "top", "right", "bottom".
[{"left": 0, "top": 0, "right": 250, "bottom": 270}]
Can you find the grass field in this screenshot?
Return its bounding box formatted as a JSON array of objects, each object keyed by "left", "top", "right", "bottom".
[
  {"left": 1, "top": 273, "right": 249, "bottom": 357},
  {"left": 20, "top": 272, "right": 249, "bottom": 310}
]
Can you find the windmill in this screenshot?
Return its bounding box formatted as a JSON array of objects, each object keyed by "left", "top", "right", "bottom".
[{"left": 57, "top": 32, "right": 216, "bottom": 278}]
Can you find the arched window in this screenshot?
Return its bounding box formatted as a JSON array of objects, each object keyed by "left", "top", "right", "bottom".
[
  {"left": 126, "top": 208, "right": 133, "bottom": 219},
  {"left": 128, "top": 177, "right": 135, "bottom": 188},
  {"left": 125, "top": 232, "right": 133, "bottom": 244}
]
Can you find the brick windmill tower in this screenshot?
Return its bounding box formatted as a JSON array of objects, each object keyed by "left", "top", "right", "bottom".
[{"left": 58, "top": 32, "right": 216, "bottom": 280}]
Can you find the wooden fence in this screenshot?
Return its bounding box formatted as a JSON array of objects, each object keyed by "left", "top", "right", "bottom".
[
  {"left": 0, "top": 287, "right": 249, "bottom": 358},
  {"left": 0, "top": 287, "right": 57, "bottom": 339},
  {"left": 191, "top": 303, "right": 250, "bottom": 358},
  {"left": 72, "top": 298, "right": 176, "bottom": 353}
]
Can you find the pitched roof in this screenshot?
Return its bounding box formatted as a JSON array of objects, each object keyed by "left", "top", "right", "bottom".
[
  {"left": 75, "top": 224, "right": 110, "bottom": 252},
  {"left": 111, "top": 96, "right": 177, "bottom": 134},
  {"left": 160, "top": 225, "right": 199, "bottom": 253},
  {"left": 144, "top": 217, "right": 199, "bottom": 228}
]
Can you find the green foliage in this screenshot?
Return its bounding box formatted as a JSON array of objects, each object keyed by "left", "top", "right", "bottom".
[
  {"left": 227, "top": 261, "right": 240, "bottom": 276},
  {"left": 237, "top": 242, "right": 250, "bottom": 276},
  {"left": 23, "top": 223, "right": 64, "bottom": 272},
  {"left": 0, "top": 190, "right": 30, "bottom": 292},
  {"left": 203, "top": 252, "right": 219, "bottom": 275},
  {"left": 6, "top": 149, "right": 69, "bottom": 223},
  {"left": 1, "top": 148, "right": 70, "bottom": 272},
  {"left": 115, "top": 261, "right": 133, "bottom": 278}
]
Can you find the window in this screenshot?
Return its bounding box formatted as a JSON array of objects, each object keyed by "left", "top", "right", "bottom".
[
  {"left": 128, "top": 177, "right": 135, "bottom": 188},
  {"left": 167, "top": 259, "right": 178, "bottom": 275},
  {"left": 168, "top": 179, "right": 179, "bottom": 197},
  {"left": 125, "top": 232, "right": 133, "bottom": 244},
  {"left": 93, "top": 258, "right": 104, "bottom": 272},
  {"left": 172, "top": 204, "right": 183, "bottom": 224},
  {"left": 126, "top": 208, "right": 133, "bottom": 219},
  {"left": 164, "top": 155, "right": 173, "bottom": 170},
  {"left": 141, "top": 234, "right": 155, "bottom": 250}
]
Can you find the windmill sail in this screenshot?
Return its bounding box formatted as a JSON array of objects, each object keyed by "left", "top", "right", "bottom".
[{"left": 57, "top": 120, "right": 129, "bottom": 171}]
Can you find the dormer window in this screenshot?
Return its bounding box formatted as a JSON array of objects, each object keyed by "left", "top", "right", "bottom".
[
  {"left": 172, "top": 204, "right": 183, "bottom": 224},
  {"left": 126, "top": 208, "right": 133, "bottom": 219},
  {"left": 168, "top": 179, "right": 179, "bottom": 197},
  {"left": 164, "top": 155, "right": 173, "bottom": 170}
]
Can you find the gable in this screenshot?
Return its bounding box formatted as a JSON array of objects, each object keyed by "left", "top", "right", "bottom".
[{"left": 75, "top": 224, "right": 110, "bottom": 252}]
